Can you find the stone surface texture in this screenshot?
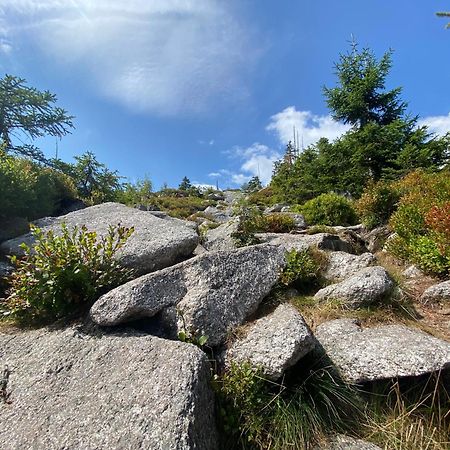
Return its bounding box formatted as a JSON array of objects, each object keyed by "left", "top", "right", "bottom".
[
  {"left": 91, "top": 244, "right": 286, "bottom": 346},
  {"left": 317, "top": 435, "right": 382, "bottom": 449},
  {"left": 257, "top": 233, "right": 355, "bottom": 254},
  {"left": 420, "top": 280, "right": 450, "bottom": 303},
  {"left": 203, "top": 219, "right": 239, "bottom": 252},
  {"left": 0, "top": 327, "right": 218, "bottom": 450},
  {"left": 225, "top": 304, "right": 315, "bottom": 380},
  {"left": 0, "top": 203, "right": 199, "bottom": 276},
  {"left": 322, "top": 252, "right": 376, "bottom": 282},
  {"left": 314, "top": 266, "right": 394, "bottom": 309},
  {"left": 315, "top": 319, "right": 450, "bottom": 383}
]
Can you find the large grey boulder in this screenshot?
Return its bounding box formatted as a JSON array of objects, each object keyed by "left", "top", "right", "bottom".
[
  {"left": 203, "top": 219, "right": 239, "bottom": 251},
  {"left": 315, "top": 319, "right": 450, "bottom": 383},
  {"left": 223, "top": 190, "right": 244, "bottom": 205},
  {"left": 322, "top": 252, "right": 376, "bottom": 282},
  {"left": 420, "top": 280, "right": 450, "bottom": 304},
  {"left": 0, "top": 327, "right": 218, "bottom": 450},
  {"left": 91, "top": 244, "right": 286, "bottom": 346},
  {"left": 314, "top": 266, "right": 394, "bottom": 309},
  {"left": 257, "top": 233, "right": 355, "bottom": 254},
  {"left": 203, "top": 206, "right": 232, "bottom": 224},
  {"left": 317, "top": 435, "right": 382, "bottom": 449},
  {"left": 0, "top": 203, "right": 199, "bottom": 276},
  {"left": 225, "top": 304, "right": 315, "bottom": 380}
]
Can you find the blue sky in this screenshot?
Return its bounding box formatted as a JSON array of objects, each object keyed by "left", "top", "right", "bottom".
[{"left": 1, "top": 1, "right": 449, "bottom": 189}]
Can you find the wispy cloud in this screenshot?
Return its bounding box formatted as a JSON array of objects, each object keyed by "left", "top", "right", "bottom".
[
  {"left": 418, "top": 113, "right": 450, "bottom": 137},
  {"left": 224, "top": 143, "right": 281, "bottom": 186},
  {"left": 1, "top": 0, "right": 256, "bottom": 116},
  {"left": 266, "top": 106, "right": 350, "bottom": 147}
]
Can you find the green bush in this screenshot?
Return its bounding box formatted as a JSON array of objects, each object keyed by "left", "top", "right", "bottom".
[
  {"left": 263, "top": 213, "right": 296, "bottom": 233},
  {"left": 1, "top": 223, "right": 134, "bottom": 323},
  {"left": 355, "top": 181, "right": 401, "bottom": 229},
  {"left": 0, "top": 150, "right": 77, "bottom": 219},
  {"left": 386, "top": 170, "right": 450, "bottom": 277},
  {"left": 231, "top": 206, "right": 263, "bottom": 247},
  {"left": 297, "top": 193, "right": 358, "bottom": 226},
  {"left": 279, "top": 249, "right": 324, "bottom": 288}
]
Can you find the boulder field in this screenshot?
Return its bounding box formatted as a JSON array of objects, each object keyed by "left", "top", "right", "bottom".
[{"left": 1, "top": 202, "right": 449, "bottom": 449}]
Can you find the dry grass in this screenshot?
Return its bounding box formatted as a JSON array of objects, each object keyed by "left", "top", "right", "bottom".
[
  {"left": 363, "top": 376, "right": 450, "bottom": 450},
  {"left": 289, "top": 293, "right": 420, "bottom": 332}
]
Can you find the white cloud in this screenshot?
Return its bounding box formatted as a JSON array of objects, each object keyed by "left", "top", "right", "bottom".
[
  {"left": 1, "top": 0, "right": 255, "bottom": 115},
  {"left": 0, "top": 39, "right": 12, "bottom": 54},
  {"left": 227, "top": 143, "right": 281, "bottom": 186},
  {"left": 418, "top": 113, "right": 450, "bottom": 137},
  {"left": 266, "top": 106, "right": 350, "bottom": 147},
  {"left": 208, "top": 172, "right": 222, "bottom": 178},
  {"left": 193, "top": 182, "right": 216, "bottom": 192}
]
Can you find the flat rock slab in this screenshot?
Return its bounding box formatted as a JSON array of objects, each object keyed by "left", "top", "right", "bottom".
[
  {"left": 225, "top": 303, "right": 315, "bottom": 380},
  {"left": 91, "top": 244, "right": 286, "bottom": 346},
  {"left": 314, "top": 266, "right": 394, "bottom": 309},
  {"left": 0, "top": 327, "right": 217, "bottom": 450},
  {"left": 0, "top": 202, "right": 199, "bottom": 276},
  {"left": 420, "top": 280, "right": 450, "bottom": 303},
  {"left": 315, "top": 319, "right": 450, "bottom": 383},
  {"left": 257, "top": 233, "right": 355, "bottom": 254},
  {"left": 322, "top": 252, "right": 376, "bottom": 282}
]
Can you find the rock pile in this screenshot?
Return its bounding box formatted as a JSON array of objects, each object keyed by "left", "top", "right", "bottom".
[{"left": 1, "top": 200, "right": 449, "bottom": 449}]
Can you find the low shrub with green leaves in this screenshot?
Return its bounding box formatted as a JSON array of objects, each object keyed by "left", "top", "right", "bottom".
[
  {"left": 262, "top": 213, "right": 296, "bottom": 233},
  {"left": 231, "top": 205, "right": 264, "bottom": 247},
  {"left": 279, "top": 249, "right": 324, "bottom": 288},
  {"left": 1, "top": 223, "right": 134, "bottom": 324},
  {"left": 355, "top": 180, "right": 401, "bottom": 229},
  {"left": 296, "top": 193, "right": 358, "bottom": 226},
  {"left": 0, "top": 149, "right": 77, "bottom": 220},
  {"left": 215, "top": 356, "right": 363, "bottom": 450},
  {"left": 385, "top": 170, "right": 450, "bottom": 276}
]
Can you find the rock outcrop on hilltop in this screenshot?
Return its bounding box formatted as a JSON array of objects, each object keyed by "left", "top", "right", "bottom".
[{"left": 1, "top": 198, "right": 450, "bottom": 450}]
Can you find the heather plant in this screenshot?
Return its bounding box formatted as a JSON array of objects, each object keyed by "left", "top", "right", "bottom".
[
  {"left": 356, "top": 180, "right": 401, "bottom": 229},
  {"left": 1, "top": 223, "right": 134, "bottom": 323},
  {"left": 386, "top": 170, "right": 450, "bottom": 276}
]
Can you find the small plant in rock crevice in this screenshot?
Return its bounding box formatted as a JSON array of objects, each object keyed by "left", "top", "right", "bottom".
[
  {"left": 1, "top": 223, "right": 134, "bottom": 324},
  {"left": 279, "top": 248, "right": 326, "bottom": 291},
  {"left": 176, "top": 307, "right": 209, "bottom": 349}
]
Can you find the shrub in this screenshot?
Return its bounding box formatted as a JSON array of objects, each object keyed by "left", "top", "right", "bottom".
[
  {"left": 279, "top": 249, "right": 324, "bottom": 288},
  {"left": 263, "top": 213, "right": 296, "bottom": 233},
  {"left": 356, "top": 181, "right": 401, "bottom": 229},
  {"left": 297, "top": 193, "right": 358, "bottom": 226},
  {"left": 248, "top": 187, "right": 278, "bottom": 207},
  {"left": 0, "top": 150, "right": 77, "bottom": 219},
  {"left": 1, "top": 223, "right": 134, "bottom": 323},
  {"left": 386, "top": 170, "right": 450, "bottom": 277},
  {"left": 231, "top": 206, "right": 263, "bottom": 247}
]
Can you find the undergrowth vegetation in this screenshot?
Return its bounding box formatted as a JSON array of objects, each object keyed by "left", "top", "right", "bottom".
[
  {"left": 295, "top": 193, "right": 358, "bottom": 226},
  {"left": 0, "top": 224, "right": 133, "bottom": 324},
  {"left": 386, "top": 170, "right": 450, "bottom": 277},
  {"left": 0, "top": 148, "right": 77, "bottom": 220},
  {"left": 279, "top": 249, "right": 325, "bottom": 290},
  {"left": 215, "top": 356, "right": 363, "bottom": 450}
]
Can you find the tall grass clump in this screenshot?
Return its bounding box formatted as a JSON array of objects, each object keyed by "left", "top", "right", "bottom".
[
  {"left": 363, "top": 374, "right": 450, "bottom": 450},
  {"left": 215, "top": 354, "right": 363, "bottom": 449}
]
